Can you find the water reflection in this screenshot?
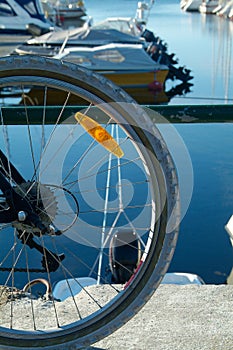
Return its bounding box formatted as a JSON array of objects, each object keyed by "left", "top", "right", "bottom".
[
  {"left": 199, "top": 14, "right": 232, "bottom": 102},
  {"left": 147, "top": 0, "right": 233, "bottom": 104},
  {"left": 168, "top": 123, "right": 233, "bottom": 284}
]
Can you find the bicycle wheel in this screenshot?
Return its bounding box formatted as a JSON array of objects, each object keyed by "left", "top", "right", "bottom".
[{"left": 0, "top": 55, "right": 179, "bottom": 349}]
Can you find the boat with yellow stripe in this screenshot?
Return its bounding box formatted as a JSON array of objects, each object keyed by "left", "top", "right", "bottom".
[{"left": 53, "top": 43, "right": 169, "bottom": 93}]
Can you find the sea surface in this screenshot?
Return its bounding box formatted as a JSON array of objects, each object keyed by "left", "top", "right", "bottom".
[{"left": 0, "top": 0, "right": 233, "bottom": 284}]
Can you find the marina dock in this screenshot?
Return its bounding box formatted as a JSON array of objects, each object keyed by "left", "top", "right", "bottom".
[
  {"left": 91, "top": 284, "right": 233, "bottom": 350},
  {"left": 0, "top": 34, "right": 29, "bottom": 56}
]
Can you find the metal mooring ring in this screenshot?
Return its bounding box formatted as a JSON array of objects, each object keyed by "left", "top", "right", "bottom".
[{"left": 23, "top": 278, "right": 52, "bottom": 300}]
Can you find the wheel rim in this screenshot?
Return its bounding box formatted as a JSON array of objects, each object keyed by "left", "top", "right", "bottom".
[{"left": 0, "top": 66, "right": 174, "bottom": 348}]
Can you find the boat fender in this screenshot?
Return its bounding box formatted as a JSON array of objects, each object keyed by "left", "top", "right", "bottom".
[
  {"left": 109, "top": 230, "right": 141, "bottom": 284},
  {"left": 148, "top": 80, "right": 163, "bottom": 92}
]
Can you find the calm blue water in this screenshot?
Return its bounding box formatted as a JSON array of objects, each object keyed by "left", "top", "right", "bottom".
[
  {"left": 170, "top": 123, "right": 233, "bottom": 284},
  {"left": 84, "top": 0, "right": 233, "bottom": 284}
]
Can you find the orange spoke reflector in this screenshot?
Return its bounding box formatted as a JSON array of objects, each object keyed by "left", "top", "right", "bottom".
[{"left": 74, "top": 112, "right": 124, "bottom": 158}]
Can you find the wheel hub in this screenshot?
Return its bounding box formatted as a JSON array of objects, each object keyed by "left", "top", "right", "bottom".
[{"left": 13, "top": 181, "right": 58, "bottom": 235}]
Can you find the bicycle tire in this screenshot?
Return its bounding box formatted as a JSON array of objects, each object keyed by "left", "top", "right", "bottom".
[{"left": 0, "top": 55, "right": 179, "bottom": 349}]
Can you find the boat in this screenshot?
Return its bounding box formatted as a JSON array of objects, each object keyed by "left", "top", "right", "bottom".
[
  {"left": 180, "top": 0, "right": 202, "bottom": 12},
  {"left": 20, "top": 42, "right": 168, "bottom": 105},
  {"left": 11, "top": 1, "right": 193, "bottom": 104},
  {"left": 0, "top": 0, "right": 55, "bottom": 35},
  {"left": 14, "top": 21, "right": 142, "bottom": 54},
  {"left": 225, "top": 215, "right": 233, "bottom": 246},
  {"left": 199, "top": 0, "right": 220, "bottom": 14},
  {"left": 225, "top": 212, "right": 233, "bottom": 285},
  {"left": 230, "top": 5, "right": 233, "bottom": 18},
  {"left": 161, "top": 272, "right": 205, "bottom": 285},
  {"left": 51, "top": 0, "right": 86, "bottom": 19},
  {"left": 14, "top": 15, "right": 193, "bottom": 83},
  {"left": 41, "top": 0, "right": 86, "bottom": 27},
  {"left": 225, "top": 215, "right": 233, "bottom": 284},
  {"left": 12, "top": 17, "right": 193, "bottom": 103},
  {"left": 53, "top": 277, "right": 98, "bottom": 301},
  {"left": 216, "top": 0, "right": 233, "bottom": 19},
  {"left": 53, "top": 43, "right": 168, "bottom": 87},
  {"left": 12, "top": 17, "right": 156, "bottom": 86}
]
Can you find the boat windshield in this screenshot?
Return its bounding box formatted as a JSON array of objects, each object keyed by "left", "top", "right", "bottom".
[
  {"left": 93, "top": 18, "right": 142, "bottom": 37},
  {"left": 93, "top": 49, "right": 125, "bottom": 63},
  {"left": 15, "top": 0, "right": 46, "bottom": 20},
  {"left": 0, "top": 0, "right": 15, "bottom": 16}
]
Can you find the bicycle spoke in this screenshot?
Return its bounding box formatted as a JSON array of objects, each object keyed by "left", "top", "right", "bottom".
[{"left": 0, "top": 55, "right": 179, "bottom": 349}]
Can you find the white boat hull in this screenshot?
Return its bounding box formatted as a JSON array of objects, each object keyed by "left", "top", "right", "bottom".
[
  {"left": 0, "top": 0, "right": 53, "bottom": 34},
  {"left": 216, "top": 0, "right": 233, "bottom": 18},
  {"left": 162, "top": 272, "right": 205, "bottom": 285},
  {"left": 199, "top": 0, "right": 220, "bottom": 14},
  {"left": 180, "top": 0, "right": 202, "bottom": 11},
  {"left": 225, "top": 215, "right": 233, "bottom": 247}
]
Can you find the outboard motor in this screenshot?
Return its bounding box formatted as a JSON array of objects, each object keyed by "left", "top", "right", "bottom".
[{"left": 109, "top": 230, "right": 141, "bottom": 284}]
